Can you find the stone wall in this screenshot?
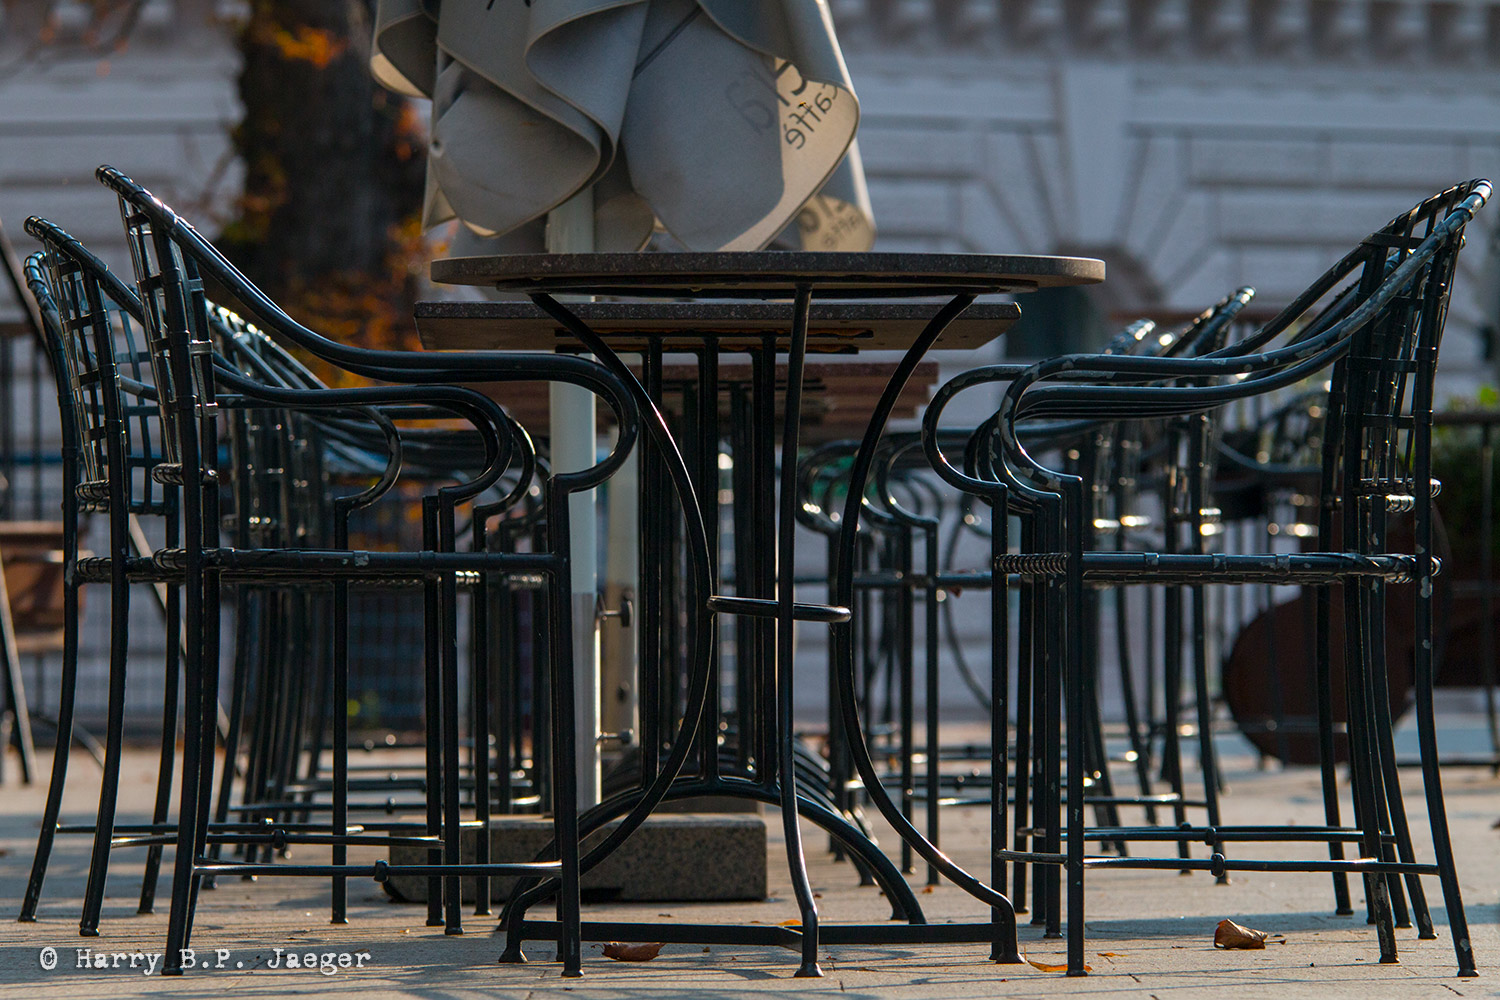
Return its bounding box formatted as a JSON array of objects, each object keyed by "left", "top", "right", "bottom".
[{"left": 838, "top": 2, "right": 1500, "bottom": 380}]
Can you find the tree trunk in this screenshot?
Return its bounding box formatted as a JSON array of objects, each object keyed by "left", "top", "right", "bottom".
[{"left": 221, "top": 0, "right": 424, "bottom": 359}]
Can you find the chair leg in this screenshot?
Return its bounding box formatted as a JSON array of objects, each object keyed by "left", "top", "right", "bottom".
[
  {"left": 423, "top": 501, "right": 443, "bottom": 927},
  {"left": 206, "top": 587, "right": 253, "bottom": 880},
  {"left": 989, "top": 498, "right": 1021, "bottom": 964},
  {"left": 1189, "top": 585, "right": 1226, "bottom": 883},
  {"left": 1011, "top": 549, "right": 1034, "bottom": 916},
  {"left": 164, "top": 567, "right": 208, "bottom": 976},
  {"left": 1415, "top": 448, "right": 1477, "bottom": 975},
  {"left": 472, "top": 570, "right": 493, "bottom": 918},
  {"left": 1043, "top": 576, "right": 1063, "bottom": 938},
  {"left": 1364, "top": 584, "right": 1431, "bottom": 936},
  {"left": 546, "top": 491, "right": 583, "bottom": 978},
  {"left": 923, "top": 526, "right": 942, "bottom": 884},
  {"left": 239, "top": 594, "right": 274, "bottom": 862},
  {"left": 1113, "top": 575, "right": 1158, "bottom": 828},
  {"left": 440, "top": 525, "right": 464, "bottom": 936},
  {"left": 1161, "top": 583, "right": 1190, "bottom": 866},
  {"left": 897, "top": 541, "right": 914, "bottom": 876},
  {"left": 186, "top": 569, "right": 223, "bottom": 927},
  {"left": 1341, "top": 578, "right": 1398, "bottom": 964},
  {"left": 332, "top": 579, "right": 349, "bottom": 925},
  {"left": 1063, "top": 495, "right": 1089, "bottom": 978},
  {"left": 139, "top": 579, "right": 180, "bottom": 914},
  {"left": 778, "top": 289, "right": 821, "bottom": 979},
  {"left": 19, "top": 577, "right": 81, "bottom": 922},
  {"left": 1082, "top": 644, "right": 1124, "bottom": 852},
  {"left": 79, "top": 549, "right": 130, "bottom": 937},
  {"left": 1312, "top": 581, "right": 1354, "bottom": 915},
  {"left": 1413, "top": 605, "right": 1476, "bottom": 974}
]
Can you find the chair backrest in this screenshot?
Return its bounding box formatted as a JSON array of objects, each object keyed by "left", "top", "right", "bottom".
[
  {"left": 23, "top": 218, "right": 174, "bottom": 520},
  {"left": 28, "top": 218, "right": 339, "bottom": 554},
  {"left": 924, "top": 180, "right": 1490, "bottom": 510},
  {"left": 111, "top": 185, "right": 218, "bottom": 508},
  {"left": 95, "top": 165, "right": 636, "bottom": 492},
  {"left": 1002, "top": 181, "right": 1488, "bottom": 435},
  {"left": 20, "top": 252, "right": 84, "bottom": 501},
  {"left": 1317, "top": 181, "right": 1486, "bottom": 512},
  {"left": 210, "top": 305, "right": 332, "bottom": 550}
]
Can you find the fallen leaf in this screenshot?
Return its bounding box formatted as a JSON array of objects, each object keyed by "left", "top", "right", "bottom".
[
  {"left": 921, "top": 886, "right": 935, "bottom": 894},
  {"left": 1024, "top": 955, "right": 1090, "bottom": 973},
  {"left": 779, "top": 919, "right": 802, "bottom": 927},
  {"left": 1214, "top": 918, "right": 1269, "bottom": 950},
  {"left": 602, "top": 943, "right": 664, "bottom": 962},
  {"left": 1096, "top": 952, "right": 1123, "bottom": 957}
]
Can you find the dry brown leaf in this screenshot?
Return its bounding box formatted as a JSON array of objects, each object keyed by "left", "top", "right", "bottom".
[
  {"left": 602, "top": 942, "right": 665, "bottom": 962},
  {"left": 921, "top": 886, "right": 935, "bottom": 894},
  {"left": 1214, "top": 918, "right": 1269, "bottom": 950},
  {"left": 1024, "top": 955, "right": 1090, "bottom": 973},
  {"left": 779, "top": 919, "right": 802, "bottom": 927}
]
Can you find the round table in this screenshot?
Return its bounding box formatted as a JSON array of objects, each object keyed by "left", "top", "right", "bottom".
[{"left": 429, "top": 250, "right": 1104, "bottom": 976}]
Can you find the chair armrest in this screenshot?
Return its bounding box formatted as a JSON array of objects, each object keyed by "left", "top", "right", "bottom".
[
  {"left": 100, "top": 162, "right": 638, "bottom": 497},
  {"left": 214, "top": 365, "right": 514, "bottom": 506}
]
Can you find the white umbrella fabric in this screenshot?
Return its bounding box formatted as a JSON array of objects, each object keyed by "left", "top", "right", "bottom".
[
  {"left": 371, "top": 0, "right": 875, "bottom": 253},
  {"left": 367, "top": 0, "right": 875, "bottom": 841}
]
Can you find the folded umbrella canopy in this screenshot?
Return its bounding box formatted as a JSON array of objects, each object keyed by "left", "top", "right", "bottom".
[{"left": 372, "top": 0, "right": 875, "bottom": 252}]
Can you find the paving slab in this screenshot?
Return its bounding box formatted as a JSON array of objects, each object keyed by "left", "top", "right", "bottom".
[
  {"left": 0, "top": 743, "right": 1496, "bottom": 999},
  {"left": 384, "top": 813, "right": 767, "bottom": 903}
]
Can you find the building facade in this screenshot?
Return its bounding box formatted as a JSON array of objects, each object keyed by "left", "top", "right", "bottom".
[
  {"left": 837, "top": 0, "right": 1500, "bottom": 377},
  {"left": 2, "top": 0, "right": 1498, "bottom": 728}
]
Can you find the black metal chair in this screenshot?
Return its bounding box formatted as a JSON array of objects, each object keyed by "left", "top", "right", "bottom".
[
  {"left": 96, "top": 164, "right": 667, "bottom": 977},
  {"left": 19, "top": 219, "right": 509, "bottom": 936},
  {"left": 16, "top": 232, "right": 186, "bottom": 933},
  {"left": 960, "top": 293, "right": 1393, "bottom": 931},
  {"left": 925, "top": 179, "right": 1490, "bottom": 976},
  {"left": 203, "top": 304, "right": 531, "bottom": 921},
  {"left": 802, "top": 300, "right": 1253, "bottom": 917}
]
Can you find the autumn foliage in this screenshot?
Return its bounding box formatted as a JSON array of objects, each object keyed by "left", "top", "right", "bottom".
[{"left": 219, "top": 0, "right": 428, "bottom": 387}]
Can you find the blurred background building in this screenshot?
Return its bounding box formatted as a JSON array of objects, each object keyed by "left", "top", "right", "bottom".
[{"left": 1, "top": 0, "right": 1498, "bottom": 731}]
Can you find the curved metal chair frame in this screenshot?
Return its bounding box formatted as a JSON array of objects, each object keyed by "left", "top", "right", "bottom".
[
  {"left": 17, "top": 232, "right": 189, "bottom": 933},
  {"left": 93, "top": 166, "right": 653, "bottom": 977},
  {"left": 926, "top": 179, "right": 1490, "bottom": 976}
]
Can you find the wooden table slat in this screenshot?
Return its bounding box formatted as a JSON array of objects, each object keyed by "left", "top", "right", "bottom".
[
  {"left": 430, "top": 250, "right": 1104, "bottom": 298},
  {"left": 461, "top": 362, "right": 941, "bottom": 444},
  {"left": 416, "top": 301, "right": 1021, "bottom": 354}
]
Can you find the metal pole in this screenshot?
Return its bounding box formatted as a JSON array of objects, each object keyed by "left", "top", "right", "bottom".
[
  {"left": 602, "top": 442, "right": 639, "bottom": 751},
  {"left": 546, "top": 190, "right": 601, "bottom": 808}
]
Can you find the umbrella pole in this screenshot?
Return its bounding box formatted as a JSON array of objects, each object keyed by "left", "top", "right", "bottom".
[
  {"left": 546, "top": 192, "right": 602, "bottom": 810},
  {"left": 601, "top": 443, "right": 638, "bottom": 760}
]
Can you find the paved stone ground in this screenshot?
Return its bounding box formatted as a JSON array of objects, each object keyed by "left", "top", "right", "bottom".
[{"left": 1, "top": 731, "right": 1497, "bottom": 999}]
